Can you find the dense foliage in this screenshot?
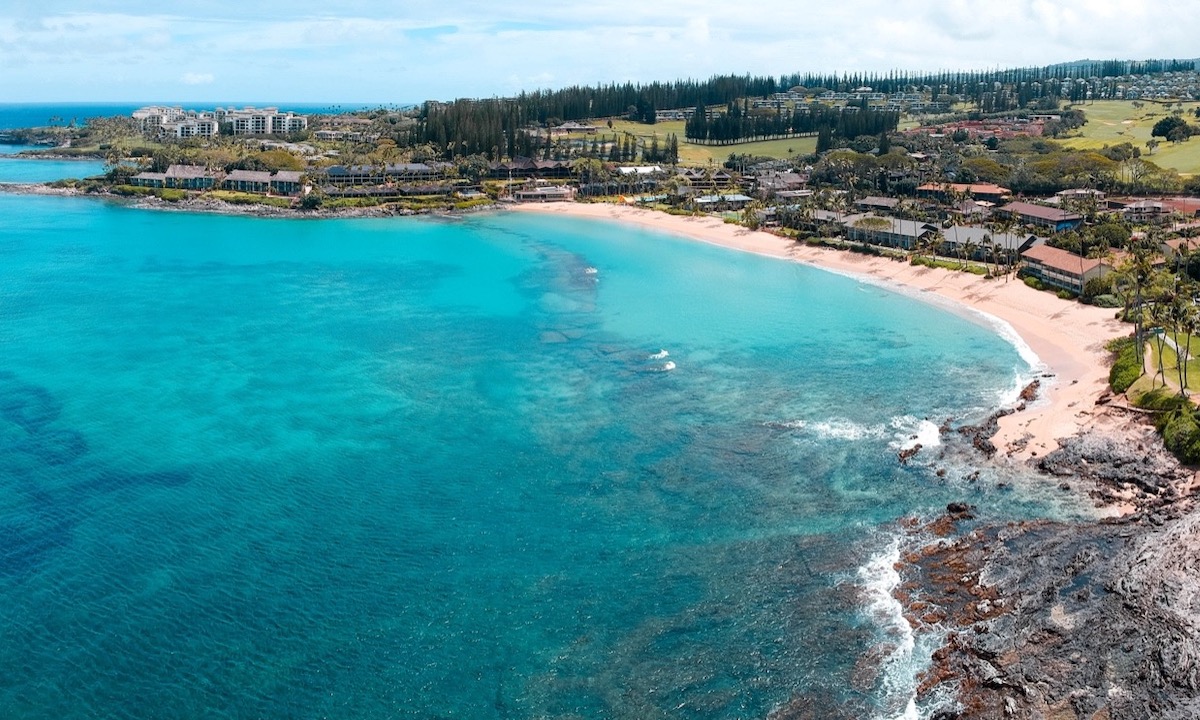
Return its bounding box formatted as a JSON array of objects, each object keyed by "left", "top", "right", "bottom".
[{"left": 1108, "top": 337, "right": 1142, "bottom": 393}]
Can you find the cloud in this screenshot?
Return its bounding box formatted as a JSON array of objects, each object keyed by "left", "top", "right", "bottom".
[
  {"left": 182, "top": 72, "right": 215, "bottom": 85},
  {"left": 1, "top": 1, "right": 1199, "bottom": 102}
]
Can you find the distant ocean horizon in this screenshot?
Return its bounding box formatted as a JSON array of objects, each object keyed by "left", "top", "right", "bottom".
[{"left": 0, "top": 102, "right": 405, "bottom": 131}]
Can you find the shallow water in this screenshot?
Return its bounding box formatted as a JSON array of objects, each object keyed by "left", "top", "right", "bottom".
[
  {"left": 0, "top": 195, "right": 1080, "bottom": 718},
  {"left": 0, "top": 151, "right": 106, "bottom": 183}
]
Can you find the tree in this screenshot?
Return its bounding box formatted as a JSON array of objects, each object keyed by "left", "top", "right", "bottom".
[
  {"left": 1146, "top": 138, "right": 1160, "bottom": 155},
  {"left": 1152, "top": 115, "right": 1191, "bottom": 140}
]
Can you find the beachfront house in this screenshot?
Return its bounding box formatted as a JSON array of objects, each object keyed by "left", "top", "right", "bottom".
[
  {"left": 997, "top": 201, "right": 1083, "bottom": 233},
  {"left": 842, "top": 214, "right": 938, "bottom": 251},
  {"left": 1020, "top": 244, "right": 1114, "bottom": 294},
  {"left": 939, "top": 226, "right": 1042, "bottom": 262},
  {"left": 164, "top": 165, "right": 221, "bottom": 190},
  {"left": 224, "top": 170, "right": 273, "bottom": 194},
  {"left": 513, "top": 185, "right": 575, "bottom": 202},
  {"left": 129, "top": 164, "right": 221, "bottom": 191},
  {"left": 693, "top": 193, "right": 753, "bottom": 211},
  {"left": 223, "top": 169, "right": 305, "bottom": 196},
  {"left": 270, "top": 171, "right": 304, "bottom": 196}
]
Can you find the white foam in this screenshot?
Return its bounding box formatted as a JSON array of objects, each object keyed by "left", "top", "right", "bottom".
[
  {"left": 660, "top": 360, "right": 676, "bottom": 372},
  {"left": 584, "top": 266, "right": 598, "bottom": 275},
  {"left": 858, "top": 537, "right": 943, "bottom": 720},
  {"left": 890, "top": 416, "right": 942, "bottom": 451},
  {"left": 648, "top": 349, "right": 670, "bottom": 360},
  {"left": 803, "top": 418, "right": 883, "bottom": 441}
]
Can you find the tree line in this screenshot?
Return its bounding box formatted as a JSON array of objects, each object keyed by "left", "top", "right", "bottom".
[{"left": 685, "top": 99, "right": 899, "bottom": 145}]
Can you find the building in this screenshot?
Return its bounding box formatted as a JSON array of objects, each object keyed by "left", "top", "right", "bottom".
[
  {"left": 1020, "top": 244, "right": 1114, "bottom": 293},
  {"left": 843, "top": 215, "right": 938, "bottom": 250},
  {"left": 224, "top": 169, "right": 273, "bottom": 193},
  {"left": 939, "top": 226, "right": 1042, "bottom": 260},
  {"left": 513, "top": 185, "right": 575, "bottom": 202},
  {"left": 133, "top": 105, "right": 307, "bottom": 137},
  {"left": 917, "top": 182, "right": 1012, "bottom": 203},
  {"left": 218, "top": 107, "right": 308, "bottom": 135},
  {"left": 693, "top": 193, "right": 753, "bottom": 211},
  {"left": 164, "top": 164, "right": 220, "bottom": 190},
  {"left": 997, "top": 201, "right": 1083, "bottom": 232}
]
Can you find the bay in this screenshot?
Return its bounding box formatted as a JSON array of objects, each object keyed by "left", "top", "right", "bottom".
[{"left": 0, "top": 193, "right": 1075, "bottom": 719}]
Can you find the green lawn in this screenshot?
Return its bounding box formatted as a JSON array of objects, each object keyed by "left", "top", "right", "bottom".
[
  {"left": 594, "top": 118, "right": 816, "bottom": 166},
  {"left": 1145, "top": 333, "right": 1200, "bottom": 392},
  {"left": 1056, "top": 100, "right": 1200, "bottom": 175}
]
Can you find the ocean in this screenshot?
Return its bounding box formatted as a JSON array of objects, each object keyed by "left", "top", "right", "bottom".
[{"left": 0, "top": 109, "right": 1079, "bottom": 718}]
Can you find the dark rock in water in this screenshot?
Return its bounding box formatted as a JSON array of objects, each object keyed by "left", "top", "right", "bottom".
[
  {"left": 956, "top": 407, "right": 1016, "bottom": 459},
  {"left": 946, "top": 502, "right": 971, "bottom": 515},
  {"left": 19, "top": 428, "right": 88, "bottom": 465},
  {"left": 898, "top": 443, "right": 922, "bottom": 464},
  {"left": 0, "top": 521, "right": 71, "bottom": 576},
  {"left": 1018, "top": 380, "right": 1040, "bottom": 403},
  {"left": 0, "top": 375, "right": 63, "bottom": 432}
]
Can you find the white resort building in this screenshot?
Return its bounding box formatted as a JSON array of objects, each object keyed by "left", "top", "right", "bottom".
[{"left": 132, "top": 106, "right": 307, "bottom": 138}]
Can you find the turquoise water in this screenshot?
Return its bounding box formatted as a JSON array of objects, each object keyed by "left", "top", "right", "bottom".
[
  {"left": 0, "top": 195, "right": 1070, "bottom": 718},
  {"left": 0, "top": 143, "right": 106, "bottom": 183}
]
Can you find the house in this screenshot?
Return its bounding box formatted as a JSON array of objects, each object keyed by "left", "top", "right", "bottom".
[
  {"left": 514, "top": 185, "right": 575, "bottom": 202},
  {"left": 128, "top": 171, "right": 167, "bottom": 188},
  {"left": 224, "top": 169, "right": 273, "bottom": 193},
  {"left": 270, "top": 170, "right": 304, "bottom": 196},
  {"left": 1162, "top": 237, "right": 1200, "bottom": 264},
  {"left": 694, "top": 193, "right": 753, "bottom": 211},
  {"left": 917, "top": 182, "right": 1011, "bottom": 203},
  {"left": 939, "top": 226, "right": 1042, "bottom": 260},
  {"left": 997, "top": 201, "right": 1083, "bottom": 232},
  {"left": 164, "top": 165, "right": 220, "bottom": 190},
  {"left": 1120, "top": 199, "right": 1166, "bottom": 222},
  {"left": 754, "top": 171, "right": 807, "bottom": 197},
  {"left": 855, "top": 196, "right": 901, "bottom": 214},
  {"left": 843, "top": 214, "right": 938, "bottom": 250},
  {"left": 1020, "top": 244, "right": 1114, "bottom": 293}
]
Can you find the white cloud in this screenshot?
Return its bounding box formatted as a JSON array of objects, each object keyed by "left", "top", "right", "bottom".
[
  {"left": 1, "top": 1, "right": 1198, "bottom": 102},
  {"left": 182, "top": 72, "right": 215, "bottom": 85}
]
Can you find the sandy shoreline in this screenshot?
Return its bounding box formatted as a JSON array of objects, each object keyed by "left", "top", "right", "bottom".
[{"left": 510, "top": 201, "right": 1129, "bottom": 462}]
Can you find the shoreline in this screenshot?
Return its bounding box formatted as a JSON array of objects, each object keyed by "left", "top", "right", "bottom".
[{"left": 508, "top": 201, "right": 1129, "bottom": 465}]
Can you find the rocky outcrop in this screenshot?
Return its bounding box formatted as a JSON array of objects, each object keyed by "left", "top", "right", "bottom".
[
  {"left": 908, "top": 509, "right": 1200, "bottom": 719},
  {"left": 905, "top": 418, "right": 1200, "bottom": 719}
]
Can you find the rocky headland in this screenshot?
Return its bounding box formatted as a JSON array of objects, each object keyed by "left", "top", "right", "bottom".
[{"left": 903, "top": 404, "right": 1200, "bottom": 719}]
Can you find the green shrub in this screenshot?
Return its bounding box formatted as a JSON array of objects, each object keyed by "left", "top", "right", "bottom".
[
  {"left": 1091, "top": 294, "right": 1122, "bottom": 308},
  {"left": 112, "top": 184, "right": 153, "bottom": 196},
  {"left": 1055, "top": 289, "right": 1076, "bottom": 300},
  {"left": 157, "top": 189, "right": 186, "bottom": 202},
  {"left": 1023, "top": 276, "right": 1045, "bottom": 290},
  {"left": 1109, "top": 337, "right": 1143, "bottom": 393}
]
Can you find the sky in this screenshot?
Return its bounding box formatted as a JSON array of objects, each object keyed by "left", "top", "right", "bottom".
[{"left": 1, "top": 0, "right": 1197, "bottom": 105}]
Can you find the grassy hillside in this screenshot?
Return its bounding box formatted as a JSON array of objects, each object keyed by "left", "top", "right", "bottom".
[
  {"left": 600, "top": 118, "right": 817, "bottom": 166},
  {"left": 1057, "top": 100, "right": 1200, "bottom": 175}
]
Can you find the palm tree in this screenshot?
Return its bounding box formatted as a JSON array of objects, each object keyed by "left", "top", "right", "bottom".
[
  {"left": 981, "top": 235, "right": 997, "bottom": 277},
  {"left": 961, "top": 237, "right": 979, "bottom": 270}
]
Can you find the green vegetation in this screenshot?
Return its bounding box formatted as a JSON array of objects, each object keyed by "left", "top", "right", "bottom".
[
  {"left": 1055, "top": 100, "right": 1200, "bottom": 175},
  {"left": 1108, "top": 337, "right": 1142, "bottom": 393},
  {"left": 207, "top": 190, "right": 293, "bottom": 208}
]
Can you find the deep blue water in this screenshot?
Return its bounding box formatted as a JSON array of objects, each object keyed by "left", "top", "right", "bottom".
[{"left": 0, "top": 194, "right": 1078, "bottom": 719}]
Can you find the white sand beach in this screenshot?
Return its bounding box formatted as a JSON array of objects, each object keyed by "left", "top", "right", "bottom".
[{"left": 510, "top": 201, "right": 1129, "bottom": 461}]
